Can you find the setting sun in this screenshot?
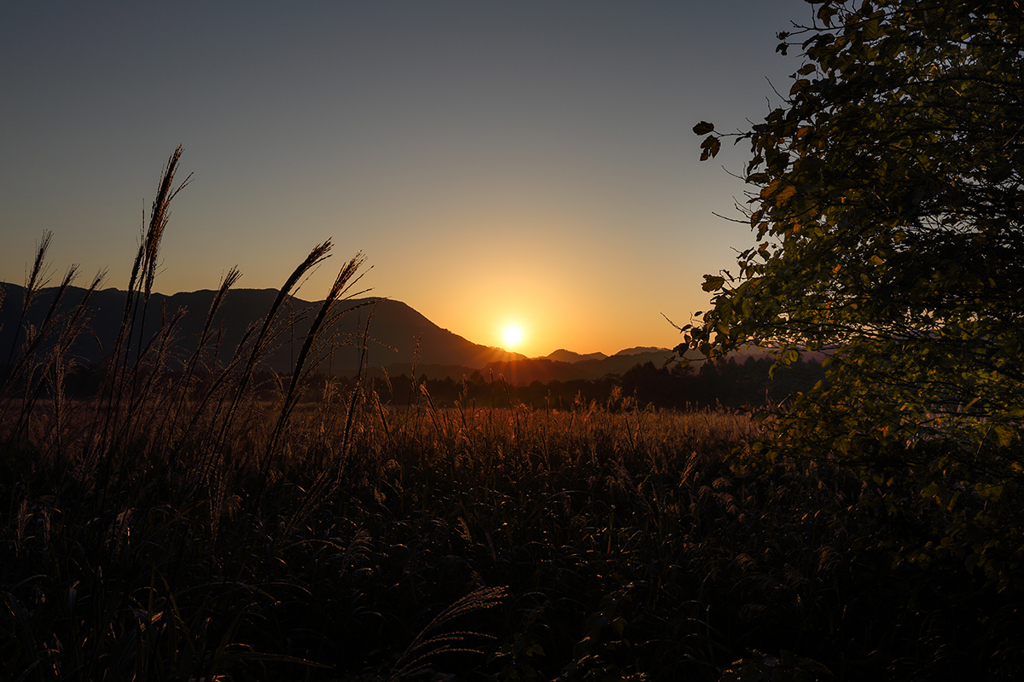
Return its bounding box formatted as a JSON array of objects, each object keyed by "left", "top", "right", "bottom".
[{"left": 502, "top": 324, "right": 525, "bottom": 350}]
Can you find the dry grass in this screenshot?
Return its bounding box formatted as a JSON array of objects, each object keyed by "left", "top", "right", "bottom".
[{"left": 2, "top": 150, "right": 1021, "bottom": 681}]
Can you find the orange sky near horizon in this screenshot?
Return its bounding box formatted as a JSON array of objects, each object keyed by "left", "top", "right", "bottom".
[{"left": 1, "top": 1, "right": 813, "bottom": 358}]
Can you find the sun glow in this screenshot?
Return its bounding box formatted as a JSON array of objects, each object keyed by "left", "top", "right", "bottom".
[{"left": 502, "top": 324, "right": 525, "bottom": 350}]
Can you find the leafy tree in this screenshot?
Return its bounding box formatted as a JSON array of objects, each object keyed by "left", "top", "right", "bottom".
[{"left": 681, "top": 0, "right": 1024, "bottom": 576}]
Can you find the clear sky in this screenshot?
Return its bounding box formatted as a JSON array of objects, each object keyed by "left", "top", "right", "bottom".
[{"left": 2, "top": 1, "right": 812, "bottom": 358}]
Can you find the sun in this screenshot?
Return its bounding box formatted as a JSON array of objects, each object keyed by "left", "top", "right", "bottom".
[{"left": 502, "top": 324, "right": 524, "bottom": 350}]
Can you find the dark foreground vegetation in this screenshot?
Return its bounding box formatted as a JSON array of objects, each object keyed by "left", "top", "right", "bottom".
[
  {"left": 363, "top": 356, "right": 825, "bottom": 412},
  {"left": 1, "top": 148, "right": 1021, "bottom": 681},
  {"left": 8, "top": 0, "right": 1024, "bottom": 669},
  {"left": 4, "top": 382, "right": 1023, "bottom": 680}
]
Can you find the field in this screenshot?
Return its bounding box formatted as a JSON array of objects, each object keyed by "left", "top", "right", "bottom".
[
  {"left": 2, "top": 191, "right": 1021, "bottom": 679},
  {"left": 3, "top": 380, "right": 1021, "bottom": 680}
]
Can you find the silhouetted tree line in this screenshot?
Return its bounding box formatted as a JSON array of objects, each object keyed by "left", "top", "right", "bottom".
[
  {"left": 368, "top": 356, "right": 825, "bottom": 411},
  {"left": 5, "top": 356, "right": 825, "bottom": 412}
]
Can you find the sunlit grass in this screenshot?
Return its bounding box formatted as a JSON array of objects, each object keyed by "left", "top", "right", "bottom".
[{"left": 2, "top": 151, "right": 1021, "bottom": 680}]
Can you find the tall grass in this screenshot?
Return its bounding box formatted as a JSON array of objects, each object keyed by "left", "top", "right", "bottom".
[
  {"left": 0, "top": 148, "right": 381, "bottom": 680},
  {"left": 2, "top": 150, "right": 1021, "bottom": 681}
]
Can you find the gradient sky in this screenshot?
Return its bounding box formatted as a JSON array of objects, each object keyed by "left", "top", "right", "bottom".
[{"left": 2, "top": 1, "right": 812, "bottom": 358}]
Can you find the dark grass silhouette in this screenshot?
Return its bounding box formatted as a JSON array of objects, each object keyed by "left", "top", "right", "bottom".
[{"left": 1, "top": 149, "right": 1021, "bottom": 681}]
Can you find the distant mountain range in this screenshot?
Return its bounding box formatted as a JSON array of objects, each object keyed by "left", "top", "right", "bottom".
[
  {"left": 540, "top": 347, "right": 668, "bottom": 364},
  {"left": 0, "top": 284, "right": 706, "bottom": 383}
]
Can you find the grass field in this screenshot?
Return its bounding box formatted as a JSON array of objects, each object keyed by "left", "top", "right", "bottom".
[
  {"left": 4, "top": 375, "right": 1021, "bottom": 681},
  {"left": 3, "top": 157, "right": 1021, "bottom": 680}
]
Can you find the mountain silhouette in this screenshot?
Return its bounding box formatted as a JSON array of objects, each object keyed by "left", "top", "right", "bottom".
[
  {"left": 0, "top": 284, "right": 526, "bottom": 376},
  {"left": 614, "top": 346, "right": 671, "bottom": 356},
  {"left": 0, "top": 283, "right": 715, "bottom": 384},
  {"left": 542, "top": 349, "right": 609, "bottom": 363}
]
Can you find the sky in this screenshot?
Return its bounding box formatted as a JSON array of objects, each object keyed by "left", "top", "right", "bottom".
[{"left": 2, "top": 1, "right": 813, "bottom": 358}]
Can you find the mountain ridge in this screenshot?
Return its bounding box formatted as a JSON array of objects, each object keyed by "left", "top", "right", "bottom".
[{"left": 0, "top": 283, "right": 692, "bottom": 384}]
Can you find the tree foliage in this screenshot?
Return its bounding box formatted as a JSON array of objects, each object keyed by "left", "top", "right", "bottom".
[{"left": 681, "top": 1, "right": 1024, "bottom": 511}]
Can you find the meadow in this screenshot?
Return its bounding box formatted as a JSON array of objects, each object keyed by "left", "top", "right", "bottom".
[
  {"left": 3, "top": 302, "right": 1021, "bottom": 680},
  {"left": 3, "top": 156, "right": 1022, "bottom": 680}
]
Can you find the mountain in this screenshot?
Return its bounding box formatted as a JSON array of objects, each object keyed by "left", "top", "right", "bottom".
[
  {"left": 567, "top": 348, "right": 684, "bottom": 378},
  {"left": 542, "top": 349, "right": 608, "bottom": 364},
  {"left": 0, "top": 284, "right": 526, "bottom": 376},
  {"left": 0, "top": 283, "right": 710, "bottom": 384},
  {"left": 614, "top": 346, "right": 671, "bottom": 356}
]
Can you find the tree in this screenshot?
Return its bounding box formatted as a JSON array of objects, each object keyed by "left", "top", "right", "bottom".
[{"left": 681, "top": 2, "right": 1024, "bottom": 476}]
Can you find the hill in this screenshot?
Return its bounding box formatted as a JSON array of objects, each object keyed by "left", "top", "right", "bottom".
[
  {"left": 2, "top": 284, "right": 709, "bottom": 383},
  {"left": 541, "top": 349, "right": 608, "bottom": 364},
  {"left": 0, "top": 284, "right": 527, "bottom": 377}
]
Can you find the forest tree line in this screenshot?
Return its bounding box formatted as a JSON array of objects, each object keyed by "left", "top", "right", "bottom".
[
  {"left": 0, "top": 355, "right": 823, "bottom": 413},
  {"left": 365, "top": 356, "right": 826, "bottom": 411}
]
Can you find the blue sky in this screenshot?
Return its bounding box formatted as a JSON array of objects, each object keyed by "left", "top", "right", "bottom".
[{"left": 2, "top": 1, "right": 812, "bottom": 356}]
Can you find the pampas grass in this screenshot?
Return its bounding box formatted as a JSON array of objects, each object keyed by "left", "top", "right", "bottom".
[{"left": 1, "top": 149, "right": 1021, "bottom": 681}]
